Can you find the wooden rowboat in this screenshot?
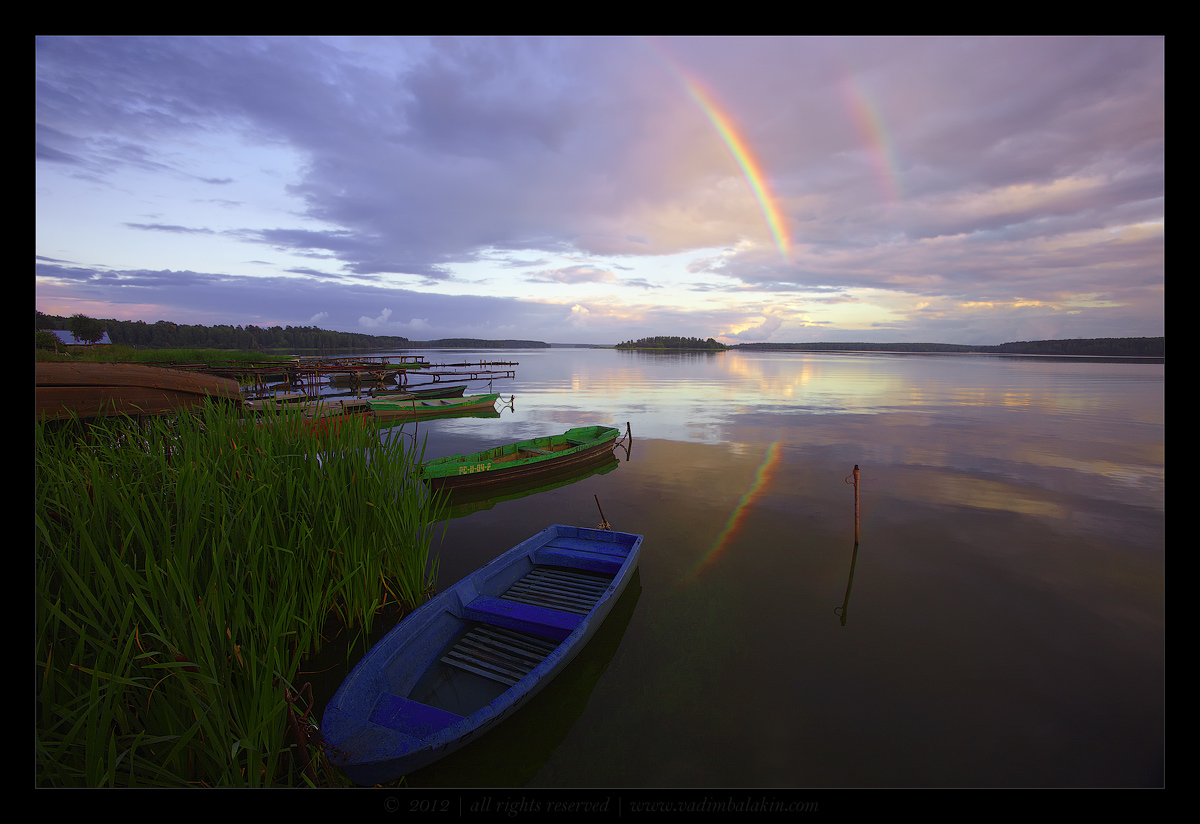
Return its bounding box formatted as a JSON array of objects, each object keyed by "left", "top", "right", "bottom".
[
  {"left": 420, "top": 426, "right": 621, "bottom": 492},
  {"left": 242, "top": 397, "right": 376, "bottom": 438},
  {"left": 366, "top": 393, "right": 500, "bottom": 419},
  {"left": 371, "top": 384, "right": 467, "bottom": 401},
  {"left": 35, "top": 362, "right": 241, "bottom": 420},
  {"left": 319, "top": 524, "right": 644, "bottom": 785}
]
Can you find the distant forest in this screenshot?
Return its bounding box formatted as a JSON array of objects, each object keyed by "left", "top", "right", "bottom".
[
  {"left": 403, "top": 338, "right": 550, "bottom": 349},
  {"left": 35, "top": 313, "right": 1162, "bottom": 357},
  {"left": 616, "top": 336, "right": 728, "bottom": 350},
  {"left": 734, "top": 337, "right": 1165, "bottom": 357},
  {"left": 34, "top": 313, "right": 550, "bottom": 351}
]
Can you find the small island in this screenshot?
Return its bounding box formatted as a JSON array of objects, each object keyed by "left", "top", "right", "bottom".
[{"left": 615, "top": 336, "right": 728, "bottom": 351}]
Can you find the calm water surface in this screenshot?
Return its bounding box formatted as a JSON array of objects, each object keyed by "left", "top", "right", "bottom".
[{"left": 320, "top": 348, "right": 1164, "bottom": 788}]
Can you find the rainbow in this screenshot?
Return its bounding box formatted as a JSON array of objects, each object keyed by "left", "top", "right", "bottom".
[
  {"left": 687, "top": 441, "right": 784, "bottom": 581},
  {"left": 842, "top": 73, "right": 903, "bottom": 203},
  {"left": 682, "top": 78, "right": 792, "bottom": 261},
  {"left": 643, "top": 40, "right": 791, "bottom": 261}
]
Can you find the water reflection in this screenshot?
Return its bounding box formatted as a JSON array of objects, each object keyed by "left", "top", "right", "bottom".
[
  {"left": 439, "top": 453, "right": 621, "bottom": 520},
  {"left": 338, "top": 348, "right": 1162, "bottom": 786},
  {"left": 687, "top": 441, "right": 784, "bottom": 582},
  {"left": 834, "top": 539, "right": 861, "bottom": 626}
]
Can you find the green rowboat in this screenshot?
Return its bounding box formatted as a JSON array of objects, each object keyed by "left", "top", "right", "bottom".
[
  {"left": 420, "top": 425, "right": 621, "bottom": 491},
  {"left": 366, "top": 393, "right": 500, "bottom": 419}
]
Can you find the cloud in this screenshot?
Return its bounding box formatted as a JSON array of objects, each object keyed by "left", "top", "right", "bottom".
[
  {"left": 35, "top": 36, "right": 1163, "bottom": 345},
  {"left": 724, "top": 308, "right": 787, "bottom": 342},
  {"left": 358, "top": 307, "right": 393, "bottom": 328},
  {"left": 526, "top": 265, "right": 618, "bottom": 285},
  {"left": 124, "top": 223, "right": 216, "bottom": 235},
  {"left": 568, "top": 305, "right": 591, "bottom": 325}
]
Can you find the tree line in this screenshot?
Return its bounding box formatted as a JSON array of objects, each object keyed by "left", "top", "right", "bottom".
[
  {"left": 34, "top": 313, "right": 561, "bottom": 351},
  {"left": 733, "top": 337, "right": 1164, "bottom": 357},
  {"left": 401, "top": 338, "right": 550, "bottom": 349},
  {"left": 35, "top": 312, "right": 414, "bottom": 351}
]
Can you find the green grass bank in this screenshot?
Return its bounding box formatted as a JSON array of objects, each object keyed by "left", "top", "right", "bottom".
[{"left": 35, "top": 402, "right": 444, "bottom": 786}]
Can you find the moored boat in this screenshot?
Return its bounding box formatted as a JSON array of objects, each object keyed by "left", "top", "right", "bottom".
[
  {"left": 35, "top": 362, "right": 242, "bottom": 420},
  {"left": 319, "top": 524, "right": 643, "bottom": 785},
  {"left": 420, "top": 426, "right": 621, "bottom": 491},
  {"left": 371, "top": 384, "right": 468, "bottom": 401},
  {"left": 366, "top": 393, "right": 500, "bottom": 419}
]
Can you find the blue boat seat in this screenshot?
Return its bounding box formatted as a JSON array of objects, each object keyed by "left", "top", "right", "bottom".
[
  {"left": 534, "top": 547, "right": 624, "bottom": 575},
  {"left": 464, "top": 595, "right": 582, "bottom": 641},
  {"left": 368, "top": 692, "right": 463, "bottom": 737}
]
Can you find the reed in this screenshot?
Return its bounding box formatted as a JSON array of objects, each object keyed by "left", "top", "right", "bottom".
[{"left": 35, "top": 402, "right": 444, "bottom": 786}]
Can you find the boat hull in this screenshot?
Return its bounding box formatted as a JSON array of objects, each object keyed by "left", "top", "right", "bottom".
[
  {"left": 35, "top": 362, "right": 241, "bottom": 420},
  {"left": 442, "top": 452, "right": 620, "bottom": 518},
  {"left": 319, "top": 524, "right": 643, "bottom": 785},
  {"left": 422, "top": 426, "right": 620, "bottom": 492}
]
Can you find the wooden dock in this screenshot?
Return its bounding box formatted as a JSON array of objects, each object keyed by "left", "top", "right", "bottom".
[{"left": 37, "top": 355, "right": 520, "bottom": 419}]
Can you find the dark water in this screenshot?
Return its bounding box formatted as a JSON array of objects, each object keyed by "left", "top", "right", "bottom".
[{"left": 329, "top": 348, "right": 1164, "bottom": 788}]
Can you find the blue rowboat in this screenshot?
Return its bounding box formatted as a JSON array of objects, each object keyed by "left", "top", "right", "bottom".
[{"left": 319, "top": 524, "right": 644, "bottom": 785}]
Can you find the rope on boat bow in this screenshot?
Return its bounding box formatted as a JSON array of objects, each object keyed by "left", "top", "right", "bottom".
[{"left": 281, "top": 681, "right": 319, "bottom": 785}]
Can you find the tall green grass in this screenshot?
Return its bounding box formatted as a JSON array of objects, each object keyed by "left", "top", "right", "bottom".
[{"left": 35, "top": 402, "right": 444, "bottom": 786}]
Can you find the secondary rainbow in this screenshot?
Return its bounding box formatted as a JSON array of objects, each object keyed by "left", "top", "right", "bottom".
[{"left": 842, "top": 72, "right": 903, "bottom": 203}]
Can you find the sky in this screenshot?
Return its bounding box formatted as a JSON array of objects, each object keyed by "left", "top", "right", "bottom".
[{"left": 35, "top": 36, "right": 1164, "bottom": 346}]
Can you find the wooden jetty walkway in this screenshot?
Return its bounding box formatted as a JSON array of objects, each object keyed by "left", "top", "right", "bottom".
[{"left": 164, "top": 354, "right": 517, "bottom": 398}]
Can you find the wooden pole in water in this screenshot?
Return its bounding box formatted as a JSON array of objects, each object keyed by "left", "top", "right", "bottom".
[
  {"left": 845, "top": 465, "right": 860, "bottom": 544},
  {"left": 853, "top": 465, "right": 860, "bottom": 543}
]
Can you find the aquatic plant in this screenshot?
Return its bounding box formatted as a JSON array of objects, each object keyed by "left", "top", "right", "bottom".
[{"left": 35, "top": 402, "right": 443, "bottom": 786}]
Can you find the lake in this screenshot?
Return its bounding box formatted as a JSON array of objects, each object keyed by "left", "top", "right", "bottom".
[{"left": 313, "top": 347, "right": 1164, "bottom": 788}]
